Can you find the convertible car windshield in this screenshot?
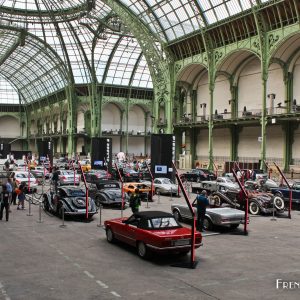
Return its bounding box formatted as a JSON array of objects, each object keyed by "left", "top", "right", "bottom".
[
  {"left": 66, "top": 189, "right": 86, "bottom": 197},
  {"left": 150, "top": 217, "right": 179, "bottom": 229}
]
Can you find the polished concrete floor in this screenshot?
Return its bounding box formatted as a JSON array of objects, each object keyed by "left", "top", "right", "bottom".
[{"left": 0, "top": 185, "right": 299, "bottom": 300}]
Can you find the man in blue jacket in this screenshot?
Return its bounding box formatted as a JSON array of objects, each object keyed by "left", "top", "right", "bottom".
[{"left": 196, "top": 190, "right": 209, "bottom": 232}]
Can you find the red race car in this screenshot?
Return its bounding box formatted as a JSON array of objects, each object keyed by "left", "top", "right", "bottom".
[{"left": 104, "top": 211, "right": 202, "bottom": 258}]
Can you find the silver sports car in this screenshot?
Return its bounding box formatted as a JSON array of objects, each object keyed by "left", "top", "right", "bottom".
[{"left": 171, "top": 199, "right": 245, "bottom": 231}]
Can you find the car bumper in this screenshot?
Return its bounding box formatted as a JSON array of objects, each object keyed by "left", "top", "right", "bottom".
[
  {"left": 261, "top": 207, "right": 275, "bottom": 214},
  {"left": 146, "top": 243, "right": 203, "bottom": 252},
  {"left": 64, "top": 210, "right": 97, "bottom": 216},
  {"left": 60, "top": 180, "right": 80, "bottom": 185}
]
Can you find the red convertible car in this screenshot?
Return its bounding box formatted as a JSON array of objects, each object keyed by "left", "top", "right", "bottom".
[{"left": 104, "top": 211, "right": 202, "bottom": 258}]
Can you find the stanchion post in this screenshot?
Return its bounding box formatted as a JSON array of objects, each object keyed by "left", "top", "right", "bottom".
[
  {"left": 60, "top": 204, "right": 66, "bottom": 228},
  {"left": 146, "top": 191, "right": 150, "bottom": 208},
  {"left": 97, "top": 204, "right": 103, "bottom": 227},
  {"left": 37, "top": 200, "right": 43, "bottom": 223},
  {"left": 27, "top": 195, "right": 33, "bottom": 216},
  {"left": 271, "top": 199, "right": 277, "bottom": 221}
]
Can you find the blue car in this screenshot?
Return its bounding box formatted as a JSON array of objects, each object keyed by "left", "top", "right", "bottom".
[{"left": 270, "top": 181, "right": 300, "bottom": 209}]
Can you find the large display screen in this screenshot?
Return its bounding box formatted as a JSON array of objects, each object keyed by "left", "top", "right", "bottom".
[
  {"left": 94, "top": 160, "right": 104, "bottom": 166},
  {"left": 155, "top": 165, "right": 167, "bottom": 174}
]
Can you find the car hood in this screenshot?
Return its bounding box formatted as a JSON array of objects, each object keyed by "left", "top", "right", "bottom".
[
  {"left": 160, "top": 184, "right": 178, "bottom": 189},
  {"left": 206, "top": 207, "right": 245, "bottom": 218},
  {"left": 103, "top": 189, "right": 122, "bottom": 198}
]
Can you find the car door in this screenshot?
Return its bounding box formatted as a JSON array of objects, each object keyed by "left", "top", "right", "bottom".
[
  {"left": 118, "top": 215, "right": 140, "bottom": 246},
  {"left": 292, "top": 184, "right": 300, "bottom": 200},
  {"left": 88, "top": 183, "right": 97, "bottom": 199}
]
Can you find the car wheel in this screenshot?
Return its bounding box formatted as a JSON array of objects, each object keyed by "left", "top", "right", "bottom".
[
  {"left": 95, "top": 196, "right": 101, "bottom": 207},
  {"left": 273, "top": 196, "right": 285, "bottom": 210},
  {"left": 230, "top": 224, "right": 239, "bottom": 229},
  {"left": 196, "top": 177, "right": 201, "bottom": 183},
  {"left": 178, "top": 250, "right": 190, "bottom": 256},
  {"left": 106, "top": 228, "right": 115, "bottom": 243},
  {"left": 43, "top": 196, "right": 49, "bottom": 212},
  {"left": 155, "top": 188, "right": 160, "bottom": 195},
  {"left": 203, "top": 218, "right": 213, "bottom": 231},
  {"left": 58, "top": 207, "right": 63, "bottom": 218},
  {"left": 213, "top": 195, "right": 222, "bottom": 207},
  {"left": 249, "top": 201, "right": 261, "bottom": 215},
  {"left": 137, "top": 241, "right": 149, "bottom": 259},
  {"left": 173, "top": 210, "right": 182, "bottom": 222}
]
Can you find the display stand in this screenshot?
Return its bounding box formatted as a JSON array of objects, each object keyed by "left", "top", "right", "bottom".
[
  {"left": 171, "top": 162, "right": 198, "bottom": 269},
  {"left": 212, "top": 161, "right": 218, "bottom": 179},
  {"left": 79, "top": 162, "right": 89, "bottom": 220},
  {"left": 232, "top": 168, "right": 248, "bottom": 235},
  {"left": 234, "top": 162, "right": 244, "bottom": 186},
  {"left": 114, "top": 163, "right": 124, "bottom": 218},
  {"left": 71, "top": 160, "right": 76, "bottom": 185},
  {"left": 145, "top": 163, "right": 154, "bottom": 205},
  {"left": 273, "top": 162, "right": 292, "bottom": 219}
]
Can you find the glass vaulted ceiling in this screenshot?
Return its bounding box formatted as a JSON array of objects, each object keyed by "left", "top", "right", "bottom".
[
  {"left": 0, "top": 75, "right": 19, "bottom": 104},
  {"left": 120, "top": 0, "right": 273, "bottom": 42},
  {"left": 0, "top": 0, "right": 274, "bottom": 104},
  {"left": 0, "top": 0, "right": 152, "bottom": 104}
]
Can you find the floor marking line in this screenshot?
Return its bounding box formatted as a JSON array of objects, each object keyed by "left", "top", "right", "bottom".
[
  {"left": 64, "top": 255, "right": 70, "bottom": 260},
  {"left": 96, "top": 280, "right": 109, "bottom": 289},
  {"left": 73, "top": 263, "right": 81, "bottom": 269},
  {"left": 84, "top": 271, "right": 95, "bottom": 279},
  {"left": 111, "top": 291, "right": 121, "bottom": 297}
]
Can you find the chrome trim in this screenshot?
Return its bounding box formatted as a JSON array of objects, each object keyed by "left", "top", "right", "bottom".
[{"left": 146, "top": 243, "right": 202, "bottom": 250}]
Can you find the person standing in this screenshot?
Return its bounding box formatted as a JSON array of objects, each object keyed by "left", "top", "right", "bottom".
[
  {"left": 11, "top": 178, "right": 18, "bottom": 205},
  {"left": 17, "top": 184, "right": 26, "bottom": 210},
  {"left": 51, "top": 167, "right": 59, "bottom": 193},
  {"left": 0, "top": 184, "right": 10, "bottom": 221},
  {"left": 196, "top": 190, "right": 209, "bottom": 232},
  {"left": 129, "top": 188, "right": 141, "bottom": 213},
  {"left": 6, "top": 178, "right": 13, "bottom": 211}
]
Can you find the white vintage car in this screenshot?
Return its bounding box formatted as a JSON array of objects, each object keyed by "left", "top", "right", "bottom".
[
  {"left": 143, "top": 177, "right": 178, "bottom": 195},
  {"left": 201, "top": 177, "right": 239, "bottom": 192}
]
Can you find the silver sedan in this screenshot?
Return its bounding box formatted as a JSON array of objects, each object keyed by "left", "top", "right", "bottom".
[
  {"left": 153, "top": 177, "right": 178, "bottom": 195},
  {"left": 171, "top": 199, "right": 245, "bottom": 231}
]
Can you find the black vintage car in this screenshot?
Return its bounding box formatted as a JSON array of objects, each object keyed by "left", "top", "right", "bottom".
[
  {"left": 181, "top": 168, "right": 216, "bottom": 183},
  {"left": 85, "top": 169, "right": 112, "bottom": 183},
  {"left": 43, "top": 186, "right": 97, "bottom": 219},
  {"left": 211, "top": 187, "right": 285, "bottom": 215},
  {"left": 88, "top": 180, "right": 129, "bottom": 208}
]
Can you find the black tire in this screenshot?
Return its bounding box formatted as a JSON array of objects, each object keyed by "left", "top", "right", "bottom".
[
  {"left": 196, "top": 177, "right": 201, "bottom": 183},
  {"left": 58, "top": 207, "right": 63, "bottom": 218},
  {"left": 178, "top": 250, "right": 190, "bottom": 256},
  {"left": 249, "top": 201, "right": 261, "bottom": 215},
  {"left": 203, "top": 217, "right": 213, "bottom": 231},
  {"left": 106, "top": 228, "right": 115, "bottom": 243},
  {"left": 173, "top": 210, "right": 182, "bottom": 222},
  {"left": 155, "top": 188, "right": 160, "bottom": 195},
  {"left": 95, "top": 196, "right": 101, "bottom": 207},
  {"left": 273, "top": 196, "right": 285, "bottom": 210},
  {"left": 43, "top": 196, "right": 49, "bottom": 212},
  {"left": 230, "top": 224, "right": 239, "bottom": 229},
  {"left": 213, "top": 195, "right": 222, "bottom": 207},
  {"left": 137, "top": 241, "right": 149, "bottom": 258}
]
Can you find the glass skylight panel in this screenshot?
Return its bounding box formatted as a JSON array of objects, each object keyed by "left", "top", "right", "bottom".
[
  {"left": 0, "top": 0, "right": 86, "bottom": 11},
  {"left": 0, "top": 76, "right": 19, "bottom": 104}
]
